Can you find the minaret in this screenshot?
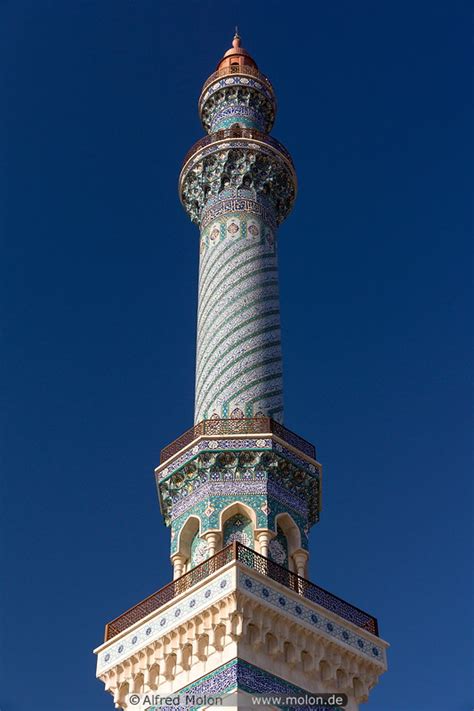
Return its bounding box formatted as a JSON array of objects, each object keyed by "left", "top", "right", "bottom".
[
  {"left": 185, "top": 31, "right": 292, "bottom": 426},
  {"left": 94, "top": 34, "right": 388, "bottom": 711}
]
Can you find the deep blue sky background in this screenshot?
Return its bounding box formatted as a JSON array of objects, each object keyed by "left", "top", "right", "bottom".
[{"left": 0, "top": 1, "right": 472, "bottom": 710}]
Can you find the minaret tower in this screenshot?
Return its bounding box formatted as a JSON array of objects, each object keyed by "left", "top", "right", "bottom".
[
  {"left": 185, "top": 31, "right": 291, "bottom": 427},
  {"left": 95, "top": 33, "right": 388, "bottom": 710}
]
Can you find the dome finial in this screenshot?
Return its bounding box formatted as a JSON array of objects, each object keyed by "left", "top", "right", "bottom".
[
  {"left": 217, "top": 27, "right": 257, "bottom": 71},
  {"left": 233, "top": 26, "right": 241, "bottom": 48}
]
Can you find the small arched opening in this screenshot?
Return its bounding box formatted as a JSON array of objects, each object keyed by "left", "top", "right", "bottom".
[
  {"left": 220, "top": 502, "right": 256, "bottom": 549},
  {"left": 176, "top": 515, "right": 208, "bottom": 571},
  {"left": 273, "top": 512, "right": 303, "bottom": 573}
]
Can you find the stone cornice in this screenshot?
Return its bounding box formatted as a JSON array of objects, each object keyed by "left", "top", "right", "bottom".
[{"left": 95, "top": 560, "right": 387, "bottom": 709}]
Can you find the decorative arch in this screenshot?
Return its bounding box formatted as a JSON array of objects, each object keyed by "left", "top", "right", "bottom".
[
  {"left": 219, "top": 501, "right": 257, "bottom": 530},
  {"left": 268, "top": 523, "right": 289, "bottom": 567},
  {"left": 273, "top": 512, "right": 302, "bottom": 552},
  {"left": 320, "top": 660, "right": 331, "bottom": 682},
  {"left": 220, "top": 502, "right": 256, "bottom": 549},
  {"left": 177, "top": 515, "right": 201, "bottom": 553},
  {"left": 353, "top": 677, "right": 366, "bottom": 701},
  {"left": 270, "top": 512, "right": 303, "bottom": 572},
  {"left": 176, "top": 515, "right": 209, "bottom": 569}
]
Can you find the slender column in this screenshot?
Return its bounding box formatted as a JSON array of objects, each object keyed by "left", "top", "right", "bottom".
[
  {"left": 255, "top": 529, "right": 274, "bottom": 558},
  {"left": 293, "top": 548, "right": 309, "bottom": 578},
  {"left": 203, "top": 530, "right": 221, "bottom": 557},
  {"left": 170, "top": 553, "right": 186, "bottom": 580}
]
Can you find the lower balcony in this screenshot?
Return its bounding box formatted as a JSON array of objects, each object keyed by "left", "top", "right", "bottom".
[
  {"left": 104, "top": 542, "right": 378, "bottom": 642},
  {"left": 95, "top": 543, "right": 387, "bottom": 710}
]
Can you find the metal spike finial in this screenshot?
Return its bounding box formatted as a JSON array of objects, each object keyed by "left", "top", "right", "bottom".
[{"left": 232, "top": 26, "right": 241, "bottom": 48}]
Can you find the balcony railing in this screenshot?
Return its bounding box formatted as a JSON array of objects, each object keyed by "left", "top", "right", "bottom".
[
  {"left": 200, "top": 64, "right": 274, "bottom": 98},
  {"left": 159, "top": 417, "right": 316, "bottom": 464},
  {"left": 181, "top": 126, "right": 294, "bottom": 172},
  {"left": 104, "top": 542, "right": 379, "bottom": 642}
]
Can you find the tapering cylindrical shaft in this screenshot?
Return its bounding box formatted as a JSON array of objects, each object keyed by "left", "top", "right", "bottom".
[{"left": 194, "top": 189, "right": 283, "bottom": 423}]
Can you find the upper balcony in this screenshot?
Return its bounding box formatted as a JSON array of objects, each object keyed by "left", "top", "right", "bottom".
[
  {"left": 200, "top": 64, "right": 273, "bottom": 100},
  {"left": 181, "top": 125, "right": 294, "bottom": 174},
  {"left": 159, "top": 417, "right": 316, "bottom": 465}
]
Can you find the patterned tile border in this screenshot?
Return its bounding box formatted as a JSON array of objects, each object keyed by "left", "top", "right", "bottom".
[
  {"left": 169, "top": 477, "right": 310, "bottom": 522},
  {"left": 157, "top": 438, "right": 271, "bottom": 482},
  {"left": 201, "top": 75, "right": 275, "bottom": 105},
  {"left": 157, "top": 437, "right": 318, "bottom": 484},
  {"left": 174, "top": 658, "right": 340, "bottom": 711},
  {"left": 237, "top": 659, "right": 341, "bottom": 711},
  {"left": 237, "top": 571, "right": 386, "bottom": 667},
  {"left": 96, "top": 571, "right": 233, "bottom": 675},
  {"left": 176, "top": 659, "right": 238, "bottom": 709}
]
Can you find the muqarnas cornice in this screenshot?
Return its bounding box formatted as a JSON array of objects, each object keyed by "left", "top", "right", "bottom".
[
  {"left": 198, "top": 67, "right": 277, "bottom": 134},
  {"left": 156, "top": 426, "right": 321, "bottom": 538},
  {"left": 179, "top": 127, "right": 297, "bottom": 226},
  {"left": 200, "top": 83, "right": 276, "bottom": 133}
]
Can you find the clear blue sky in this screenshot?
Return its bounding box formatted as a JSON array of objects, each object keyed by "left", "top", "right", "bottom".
[{"left": 0, "top": 2, "right": 472, "bottom": 710}]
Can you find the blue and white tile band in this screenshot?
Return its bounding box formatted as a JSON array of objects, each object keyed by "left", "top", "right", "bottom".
[
  {"left": 97, "top": 571, "right": 233, "bottom": 675},
  {"left": 238, "top": 571, "right": 386, "bottom": 667}
]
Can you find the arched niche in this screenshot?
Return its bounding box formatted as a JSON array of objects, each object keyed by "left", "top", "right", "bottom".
[
  {"left": 272, "top": 512, "right": 303, "bottom": 572},
  {"left": 268, "top": 522, "right": 290, "bottom": 567},
  {"left": 176, "top": 515, "right": 208, "bottom": 569},
  {"left": 220, "top": 502, "right": 256, "bottom": 549}
]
